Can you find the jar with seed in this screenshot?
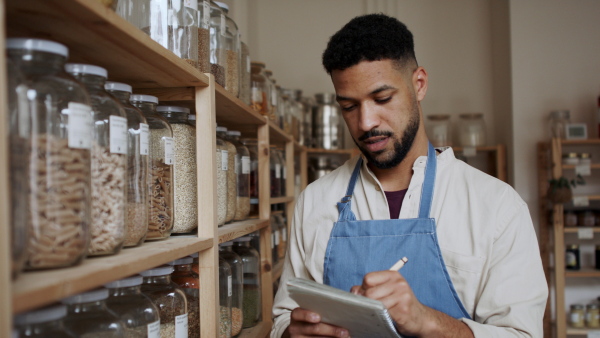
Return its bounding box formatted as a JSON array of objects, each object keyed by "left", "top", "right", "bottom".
[
  {"left": 250, "top": 61, "right": 270, "bottom": 117},
  {"left": 219, "top": 256, "right": 233, "bottom": 338},
  {"left": 62, "top": 289, "right": 126, "bottom": 337},
  {"left": 216, "top": 127, "right": 229, "bottom": 226},
  {"left": 14, "top": 304, "right": 75, "bottom": 338},
  {"left": 233, "top": 236, "right": 262, "bottom": 328},
  {"left": 106, "top": 82, "right": 151, "bottom": 248},
  {"left": 217, "top": 126, "right": 237, "bottom": 223},
  {"left": 226, "top": 130, "right": 251, "bottom": 221},
  {"left": 196, "top": 0, "right": 211, "bottom": 73},
  {"left": 140, "top": 265, "right": 188, "bottom": 338},
  {"left": 219, "top": 242, "right": 244, "bottom": 336},
  {"left": 104, "top": 275, "right": 161, "bottom": 337},
  {"left": 8, "top": 38, "right": 92, "bottom": 270},
  {"left": 264, "top": 70, "right": 278, "bottom": 124},
  {"left": 170, "top": 257, "right": 200, "bottom": 338},
  {"left": 241, "top": 138, "right": 259, "bottom": 217},
  {"left": 158, "top": 105, "right": 198, "bottom": 233},
  {"left": 208, "top": 1, "right": 226, "bottom": 87},
  {"left": 240, "top": 41, "right": 251, "bottom": 105},
  {"left": 66, "top": 64, "right": 128, "bottom": 257},
  {"left": 131, "top": 95, "right": 175, "bottom": 240},
  {"left": 214, "top": 1, "right": 240, "bottom": 97}
]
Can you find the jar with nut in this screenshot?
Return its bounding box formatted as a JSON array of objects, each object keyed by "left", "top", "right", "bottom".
[
  {"left": 8, "top": 38, "right": 92, "bottom": 270},
  {"left": 225, "top": 130, "right": 251, "bottom": 221},
  {"left": 131, "top": 95, "right": 175, "bottom": 240},
  {"left": 217, "top": 126, "right": 237, "bottom": 223},
  {"left": 66, "top": 64, "right": 128, "bottom": 257}
]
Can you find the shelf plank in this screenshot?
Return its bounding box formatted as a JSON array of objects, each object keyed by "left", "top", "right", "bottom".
[
  {"left": 13, "top": 237, "right": 213, "bottom": 313},
  {"left": 218, "top": 219, "right": 270, "bottom": 244},
  {"left": 564, "top": 227, "right": 600, "bottom": 233},
  {"left": 272, "top": 260, "right": 284, "bottom": 282},
  {"left": 565, "top": 268, "right": 600, "bottom": 278},
  {"left": 269, "top": 120, "right": 292, "bottom": 144},
  {"left": 562, "top": 139, "right": 600, "bottom": 145},
  {"left": 270, "top": 196, "right": 295, "bottom": 205},
  {"left": 563, "top": 164, "right": 600, "bottom": 170},
  {"left": 566, "top": 326, "right": 600, "bottom": 334},
  {"left": 238, "top": 320, "right": 272, "bottom": 338},
  {"left": 6, "top": 0, "right": 209, "bottom": 88}
]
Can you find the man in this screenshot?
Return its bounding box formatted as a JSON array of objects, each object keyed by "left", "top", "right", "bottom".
[{"left": 271, "top": 14, "right": 547, "bottom": 338}]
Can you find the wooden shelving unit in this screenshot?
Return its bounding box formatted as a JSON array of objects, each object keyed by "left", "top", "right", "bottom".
[{"left": 452, "top": 144, "right": 507, "bottom": 182}]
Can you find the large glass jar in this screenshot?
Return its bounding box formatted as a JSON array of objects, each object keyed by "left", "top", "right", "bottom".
[
  {"left": 216, "top": 127, "right": 228, "bottom": 226},
  {"left": 300, "top": 96, "right": 315, "bottom": 148},
  {"left": 457, "top": 113, "right": 487, "bottom": 147},
  {"left": 62, "top": 289, "right": 125, "bottom": 337},
  {"left": 226, "top": 130, "right": 250, "bottom": 221},
  {"left": 240, "top": 138, "right": 259, "bottom": 217},
  {"left": 239, "top": 41, "right": 251, "bottom": 105},
  {"left": 277, "top": 86, "right": 288, "bottom": 132},
  {"left": 549, "top": 110, "right": 571, "bottom": 139},
  {"left": 270, "top": 214, "right": 280, "bottom": 266},
  {"left": 182, "top": 0, "right": 200, "bottom": 68},
  {"left": 219, "top": 242, "right": 244, "bottom": 336},
  {"left": 425, "top": 114, "right": 452, "bottom": 147},
  {"left": 157, "top": 105, "right": 198, "bottom": 233},
  {"left": 170, "top": 257, "right": 200, "bottom": 338},
  {"left": 105, "top": 82, "right": 150, "bottom": 248},
  {"left": 277, "top": 214, "right": 288, "bottom": 262},
  {"left": 232, "top": 236, "right": 261, "bottom": 328},
  {"left": 196, "top": 0, "right": 211, "bottom": 73},
  {"left": 214, "top": 1, "right": 240, "bottom": 97},
  {"left": 269, "top": 146, "right": 281, "bottom": 198},
  {"left": 104, "top": 275, "right": 161, "bottom": 337},
  {"left": 66, "top": 64, "right": 128, "bottom": 257},
  {"left": 14, "top": 305, "right": 75, "bottom": 338},
  {"left": 250, "top": 62, "right": 269, "bottom": 117},
  {"left": 314, "top": 93, "right": 344, "bottom": 150},
  {"left": 219, "top": 257, "right": 233, "bottom": 338},
  {"left": 8, "top": 38, "right": 91, "bottom": 270},
  {"left": 131, "top": 95, "right": 175, "bottom": 240},
  {"left": 290, "top": 89, "right": 305, "bottom": 145},
  {"left": 140, "top": 265, "right": 188, "bottom": 338},
  {"left": 217, "top": 126, "right": 237, "bottom": 223},
  {"left": 208, "top": 1, "right": 226, "bottom": 87},
  {"left": 264, "top": 70, "right": 278, "bottom": 124}
]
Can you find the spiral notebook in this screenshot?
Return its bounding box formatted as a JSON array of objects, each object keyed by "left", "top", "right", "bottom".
[{"left": 287, "top": 278, "right": 403, "bottom": 338}]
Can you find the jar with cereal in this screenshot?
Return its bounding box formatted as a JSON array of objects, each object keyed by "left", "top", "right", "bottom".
[
  {"left": 216, "top": 127, "right": 229, "bottom": 226},
  {"left": 225, "top": 130, "right": 251, "bottom": 221},
  {"left": 170, "top": 257, "right": 200, "bottom": 338},
  {"left": 131, "top": 95, "right": 175, "bottom": 240},
  {"left": 105, "top": 82, "right": 150, "bottom": 248},
  {"left": 66, "top": 64, "right": 128, "bottom": 257},
  {"left": 7, "top": 38, "right": 91, "bottom": 270},
  {"left": 217, "top": 126, "right": 237, "bottom": 223},
  {"left": 219, "top": 242, "right": 244, "bottom": 336},
  {"left": 208, "top": 1, "right": 226, "bottom": 87},
  {"left": 62, "top": 289, "right": 126, "bottom": 337},
  {"left": 157, "top": 105, "right": 198, "bottom": 233},
  {"left": 14, "top": 305, "right": 75, "bottom": 338}
]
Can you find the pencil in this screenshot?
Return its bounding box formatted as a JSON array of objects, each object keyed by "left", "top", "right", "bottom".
[{"left": 389, "top": 257, "right": 408, "bottom": 271}]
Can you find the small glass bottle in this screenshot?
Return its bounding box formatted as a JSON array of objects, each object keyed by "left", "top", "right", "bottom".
[
  {"left": 566, "top": 244, "right": 580, "bottom": 270},
  {"left": 457, "top": 113, "right": 487, "bottom": 147},
  {"left": 219, "top": 257, "right": 233, "bottom": 338},
  {"left": 226, "top": 130, "right": 251, "bottom": 221},
  {"left": 569, "top": 304, "right": 585, "bottom": 328},
  {"left": 14, "top": 305, "right": 75, "bottom": 338},
  {"left": 140, "top": 265, "right": 188, "bottom": 338},
  {"left": 250, "top": 62, "right": 270, "bottom": 117},
  {"left": 104, "top": 275, "right": 161, "bottom": 337},
  {"left": 62, "top": 289, "right": 126, "bottom": 337},
  {"left": 170, "top": 257, "right": 200, "bottom": 338},
  {"left": 587, "top": 304, "right": 600, "bottom": 328},
  {"left": 208, "top": 1, "right": 226, "bottom": 87},
  {"left": 217, "top": 126, "right": 237, "bottom": 223},
  {"left": 549, "top": 110, "right": 570, "bottom": 139},
  {"left": 131, "top": 95, "right": 175, "bottom": 240},
  {"left": 216, "top": 126, "right": 229, "bottom": 226},
  {"left": 425, "top": 114, "right": 452, "bottom": 147},
  {"left": 232, "top": 236, "right": 262, "bottom": 328},
  {"left": 219, "top": 242, "right": 244, "bottom": 336}
]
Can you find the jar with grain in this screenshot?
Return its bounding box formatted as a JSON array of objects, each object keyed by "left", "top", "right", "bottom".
[
  {"left": 425, "top": 114, "right": 452, "bottom": 147},
  {"left": 269, "top": 146, "right": 281, "bottom": 198},
  {"left": 196, "top": 0, "right": 211, "bottom": 73},
  {"left": 226, "top": 130, "right": 251, "bottom": 221},
  {"left": 250, "top": 62, "right": 270, "bottom": 117},
  {"left": 587, "top": 304, "right": 600, "bottom": 328},
  {"left": 170, "top": 257, "right": 200, "bottom": 338},
  {"left": 219, "top": 242, "right": 244, "bottom": 336},
  {"left": 106, "top": 82, "right": 151, "bottom": 248},
  {"left": 208, "top": 1, "right": 226, "bottom": 87},
  {"left": 240, "top": 41, "right": 251, "bottom": 105},
  {"left": 140, "top": 265, "right": 188, "bottom": 338},
  {"left": 66, "top": 64, "right": 128, "bottom": 257},
  {"left": 131, "top": 95, "right": 175, "bottom": 240},
  {"left": 158, "top": 105, "right": 198, "bottom": 233},
  {"left": 569, "top": 304, "right": 585, "bottom": 328},
  {"left": 104, "top": 275, "right": 161, "bottom": 337},
  {"left": 265, "top": 70, "right": 279, "bottom": 124},
  {"left": 241, "top": 138, "right": 259, "bottom": 217},
  {"left": 216, "top": 127, "right": 229, "bottom": 226},
  {"left": 457, "top": 113, "right": 486, "bottom": 147},
  {"left": 214, "top": 1, "right": 240, "bottom": 97},
  {"left": 62, "top": 289, "right": 126, "bottom": 337},
  {"left": 233, "top": 236, "right": 262, "bottom": 328},
  {"left": 8, "top": 38, "right": 91, "bottom": 270},
  {"left": 219, "top": 257, "right": 233, "bottom": 338},
  {"left": 14, "top": 305, "right": 75, "bottom": 338},
  {"left": 217, "top": 126, "right": 237, "bottom": 223}
]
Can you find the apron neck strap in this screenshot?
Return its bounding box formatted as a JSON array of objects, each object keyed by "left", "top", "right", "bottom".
[{"left": 342, "top": 157, "right": 363, "bottom": 203}]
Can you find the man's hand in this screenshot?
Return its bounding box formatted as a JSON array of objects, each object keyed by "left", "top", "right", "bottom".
[
  {"left": 350, "top": 271, "right": 474, "bottom": 337},
  {"left": 283, "top": 308, "right": 349, "bottom": 338}
]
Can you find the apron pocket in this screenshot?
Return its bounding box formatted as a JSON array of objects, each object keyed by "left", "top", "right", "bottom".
[{"left": 440, "top": 248, "right": 486, "bottom": 315}]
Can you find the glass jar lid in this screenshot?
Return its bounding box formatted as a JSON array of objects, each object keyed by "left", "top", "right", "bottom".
[
  {"left": 169, "top": 257, "right": 193, "bottom": 265},
  {"left": 233, "top": 236, "right": 252, "bottom": 242},
  {"left": 140, "top": 265, "right": 174, "bottom": 277},
  {"left": 220, "top": 241, "right": 233, "bottom": 247},
  {"left": 315, "top": 93, "right": 336, "bottom": 104},
  {"left": 105, "top": 81, "right": 132, "bottom": 94},
  {"left": 65, "top": 63, "right": 108, "bottom": 78},
  {"left": 130, "top": 94, "right": 159, "bottom": 104},
  {"left": 587, "top": 304, "right": 600, "bottom": 310},
  {"left": 62, "top": 288, "right": 109, "bottom": 304},
  {"left": 216, "top": 126, "right": 228, "bottom": 133},
  {"left": 188, "top": 114, "right": 196, "bottom": 121},
  {"left": 563, "top": 152, "right": 578, "bottom": 159},
  {"left": 14, "top": 304, "right": 67, "bottom": 325},
  {"left": 227, "top": 130, "right": 241, "bottom": 137},
  {"left": 6, "top": 38, "right": 69, "bottom": 57},
  {"left": 571, "top": 304, "right": 584, "bottom": 310},
  {"left": 156, "top": 105, "right": 190, "bottom": 115},
  {"left": 459, "top": 113, "right": 484, "bottom": 119},
  {"left": 426, "top": 114, "right": 450, "bottom": 121},
  {"left": 580, "top": 153, "right": 591, "bottom": 159},
  {"left": 104, "top": 275, "right": 144, "bottom": 288}
]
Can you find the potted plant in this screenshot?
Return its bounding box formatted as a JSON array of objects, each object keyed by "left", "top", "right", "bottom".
[{"left": 547, "top": 174, "right": 585, "bottom": 204}]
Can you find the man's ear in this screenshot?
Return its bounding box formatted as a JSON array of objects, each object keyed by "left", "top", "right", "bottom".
[{"left": 413, "top": 67, "right": 428, "bottom": 102}]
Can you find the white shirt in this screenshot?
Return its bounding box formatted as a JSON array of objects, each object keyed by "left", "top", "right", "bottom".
[{"left": 271, "top": 148, "right": 548, "bottom": 338}]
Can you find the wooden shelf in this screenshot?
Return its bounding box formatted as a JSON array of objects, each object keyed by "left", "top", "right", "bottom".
[
  {"left": 567, "top": 326, "right": 600, "bottom": 335},
  {"left": 563, "top": 164, "right": 600, "bottom": 170},
  {"left": 564, "top": 227, "right": 600, "bottom": 233},
  {"left": 268, "top": 120, "right": 292, "bottom": 144},
  {"left": 5, "top": 0, "right": 208, "bottom": 88},
  {"left": 238, "top": 320, "right": 273, "bottom": 338},
  {"left": 272, "top": 260, "right": 284, "bottom": 282},
  {"left": 12, "top": 237, "right": 213, "bottom": 314},
  {"left": 218, "top": 219, "right": 270, "bottom": 244},
  {"left": 562, "top": 139, "right": 600, "bottom": 145},
  {"left": 270, "top": 196, "right": 295, "bottom": 205},
  {"left": 565, "top": 268, "right": 600, "bottom": 278}
]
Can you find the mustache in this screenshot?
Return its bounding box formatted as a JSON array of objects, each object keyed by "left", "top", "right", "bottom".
[{"left": 358, "top": 129, "right": 393, "bottom": 142}]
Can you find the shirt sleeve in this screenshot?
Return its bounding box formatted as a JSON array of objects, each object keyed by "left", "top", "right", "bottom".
[{"left": 461, "top": 200, "right": 548, "bottom": 337}]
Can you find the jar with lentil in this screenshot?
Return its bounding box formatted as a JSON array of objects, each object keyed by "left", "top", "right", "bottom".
[
  {"left": 8, "top": 38, "right": 91, "bottom": 270},
  {"left": 217, "top": 126, "right": 237, "bottom": 223},
  {"left": 250, "top": 62, "right": 270, "bottom": 117},
  {"left": 219, "top": 257, "right": 233, "bottom": 338},
  {"left": 104, "top": 275, "right": 161, "bottom": 337},
  {"left": 233, "top": 236, "right": 262, "bottom": 328},
  {"left": 170, "top": 257, "right": 200, "bottom": 338},
  {"left": 14, "top": 304, "right": 75, "bottom": 338},
  {"left": 62, "top": 289, "right": 126, "bottom": 337},
  {"left": 216, "top": 127, "right": 229, "bottom": 226},
  {"left": 208, "top": 1, "right": 226, "bottom": 87},
  {"left": 157, "top": 105, "right": 198, "bottom": 233},
  {"left": 213, "top": 1, "right": 240, "bottom": 97},
  {"left": 241, "top": 138, "right": 259, "bottom": 217},
  {"left": 226, "top": 130, "right": 251, "bottom": 220},
  {"left": 219, "top": 242, "right": 244, "bottom": 336},
  {"left": 131, "top": 95, "right": 175, "bottom": 240},
  {"left": 140, "top": 265, "right": 188, "bottom": 338},
  {"left": 106, "top": 81, "right": 150, "bottom": 248}
]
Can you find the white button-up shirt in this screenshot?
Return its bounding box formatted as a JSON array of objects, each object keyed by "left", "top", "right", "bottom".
[{"left": 271, "top": 148, "right": 547, "bottom": 337}]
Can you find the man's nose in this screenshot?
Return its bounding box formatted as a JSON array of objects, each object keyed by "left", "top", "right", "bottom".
[{"left": 358, "top": 102, "right": 380, "bottom": 132}]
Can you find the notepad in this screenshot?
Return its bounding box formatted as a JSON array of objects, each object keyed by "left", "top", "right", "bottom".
[{"left": 287, "top": 278, "right": 403, "bottom": 338}]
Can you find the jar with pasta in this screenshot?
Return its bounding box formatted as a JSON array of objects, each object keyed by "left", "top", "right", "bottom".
[
  {"left": 225, "top": 130, "right": 250, "bottom": 221},
  {"left": 7, "top": 38, "right": 91, "bottom": 270},
  {"left": 213, "top": 1, "right": 240, "bottom": 97},
  {"left": 62, "top": 289, "right": 126, "bottom": 337},
  {"left": 250, "top": 62, "right": 270, "bottom": 117},
  {"left": 131, "top": 95, "right": 175, "bottom": 240},
  {"left": 14, "top": 304, "right": 74, "bottom": 338},
  {"left": 219, "top": 242, "right": 244, "bottom": 336},
  {"left": 217, "top": 126, "right": 237, "bottom": 223},
  {"left": 157, "top": 105, "right": 198, "bottom": 233},
  {"left": 216, "top": 127, "right": 228, "bottom": 226},
  {"left": 106, "top": 82, "right": 150, "bottom": 248},
  {"left": 208, "top": 1, "right": 226, "bottom": 87},
  {"left": 170, "top": 257, "right": 200, "bottom": 338},
  {"left": 66, "top": 64, "right": 128, "bottom": 257}
]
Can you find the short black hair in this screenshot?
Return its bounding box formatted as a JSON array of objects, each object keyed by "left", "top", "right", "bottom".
[{"left": 322, "top": 14, "right": 417, "bottom": 74}]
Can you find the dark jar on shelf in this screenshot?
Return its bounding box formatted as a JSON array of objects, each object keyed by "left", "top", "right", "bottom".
[
  {"left": 566, "top": 244, "right": 580, "bottom": 270},
  {"left": 170, "top": 256, "right": 200, "bottom": 338},
  {"left": 595, "top": 245, "right": 600, "bottom": 270}
]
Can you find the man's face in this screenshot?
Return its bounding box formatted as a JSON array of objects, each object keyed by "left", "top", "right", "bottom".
[{"left": 331, "top": 59, "right": 427, "bottom": 169}]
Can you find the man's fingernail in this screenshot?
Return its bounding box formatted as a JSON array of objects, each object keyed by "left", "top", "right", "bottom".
[
  {"left": 309, "top": 313, "right": 320, "bottom": 321},
  {"left": 338, "top": 329, "right": 349, "bottom": 337}
]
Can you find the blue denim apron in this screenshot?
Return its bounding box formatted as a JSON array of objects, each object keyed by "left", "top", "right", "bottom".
[{"left": 323, "top": 143, "right": 471, "bottom": 320}]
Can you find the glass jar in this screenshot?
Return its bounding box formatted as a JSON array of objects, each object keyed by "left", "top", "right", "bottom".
[
  {"left": 269, "top": 146, "right": 281, "bottom": 198},
  {"left": 105, "top": 82, "right": 150, "bottom": 248},
  {"left": 226, "top": 130, "right": 251, "bottom": 221},
  {"left": 578, "top": 211, "right": 596, "bottom": 227},
  {"left": 570, "top": 304, "right": 585, "bottom": 328},
  {"left": 214, "top": 1, "right": 240, "bottom": 97},
  {"left": 8, "top": 38, "right": 91, "bottom": 270},
  {"left": 170, "top": 257, "right": 200, "bottom": 338},
  {"left": 208, "top": 1, "right": 226, "bottom": 87},
  {"left": 219, "top": 242, "right": 244, "bottom": 336},
  {"left": 188, "top": 114, "right": 196, "bottom": 126},
  {"left": 232, "top": 236, "right": 261, "bottom": 328},
  {"left": 457, "top": 113, "right": 486, "bottom": 147},
  {"left": 587, "top": 304, "right": 600, "bottom": 328},
  {"left": 216, "top": 127, "right": 229, "bottom": 226},
  {"left": 425, "top": 114, "right": 452, "bottom": 147},
  {"left": 14, "top": 305, "right": 74, "bottom": 338},
  {"left": 250, "top": 62, "right": 270, "bottom": 117},
  {"left": 580, "top": 153, "right": 592, "bottom": 166},
  {"left": 104, "top": 275, "right": 161, "bottom": 337},
  {"left": 264, "top": 70, "right": 278, "bottom": 124},
  {"left": 277, "top": 148, "right": 287, "bottom": 197},
  {"left": 564, "top": 210, "right": 578, "bottom": 227},
  {"left": 314, "top": 93, "right": 344, "bottom": 150},
  {"left": 562, "top": 152, "right": 579, "bottom": 166},
  {"left": 66, "top": 64, "right": 128, "bottom": 257},
  {"left": 290, "top": 89, "right": 305, "bottom": 145},
  {"left": 549, "top": 110, "right": 570, "bottom": 139},
  {"left": 157, "top": 105, "right": 198, "bottom": 233},
  {"left": 196, "top": 0, "right": 211, "bottom": 73},
  {"left": 131, "top": 95, "right": 175, "bottom": 240},
  {"left": 241, "top": 138, "right": 259, "bottom": 217},
  {"left": 277, "top": 214, "right": 288, "bottom": 261},
  {"left": 62, "top": 289, "right": 125, "bottom": 337},
  {"left": 217, "top": 126, "right": 237, "bottom": 223},
  {"left": 300, "top": 96, "right": 315, "bottom": 148},
  {"left": 219, "top": 257, "right": 233, "bottom": 338},
  {"left": 240, "top": 41, "right": 251, "bottom": 105},
  {"left": 270, "top": 214, "right": 280, "bottom": 266},
  {"left": 277, "top": 86, "right": 289, "bottom": 132},
  {"left": 140, "top": 265, "right": 188, "bottom": 337},
  {"left": 566, "top": 244, "right": 580, "bottom": 270}
]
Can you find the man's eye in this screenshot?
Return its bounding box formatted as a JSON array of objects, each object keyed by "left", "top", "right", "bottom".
[
  {"left": 375, "top": 97, "right": 391, "bottom": 104},
  {"left": 341, "top": 105, "right": 356, "bottom": 112}
]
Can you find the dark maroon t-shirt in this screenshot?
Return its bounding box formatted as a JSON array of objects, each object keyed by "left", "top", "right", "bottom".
[{"left": 384, "top": 189, "right": 408, "bottom": 219}]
